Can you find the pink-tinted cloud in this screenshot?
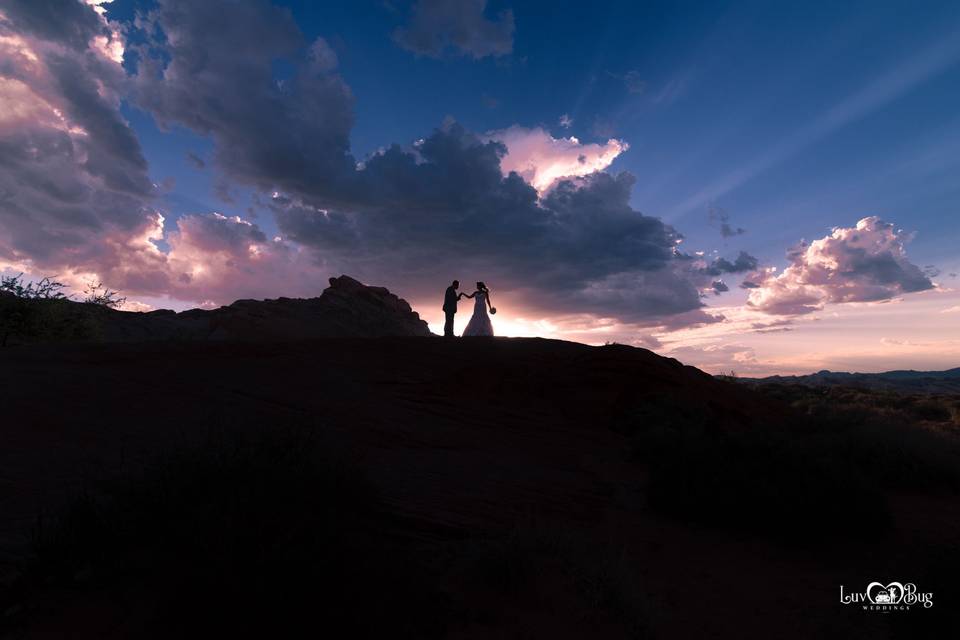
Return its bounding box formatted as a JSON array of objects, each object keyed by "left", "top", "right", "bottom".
[
  {"left": 746, "top": 217, "right": 934, "bottom": 315},
  {"left": 0, "top": 0, "right": 158, "bottom": 279},
  {"left": 488, "top": 125, "right": 628, "bottom": 192},
  {"left": 165, "top": 213, "right": 326, "bottom": 302},
  {"left": 0, "top": 1, "right": 327, "bottom": 308},
  {"left": 666, "top": 342, "right": 759, "bottom": 371}
]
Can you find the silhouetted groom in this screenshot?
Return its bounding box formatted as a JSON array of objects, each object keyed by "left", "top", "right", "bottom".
[{"left": 442, "top": 280, "right": 461, "bottom": 338}]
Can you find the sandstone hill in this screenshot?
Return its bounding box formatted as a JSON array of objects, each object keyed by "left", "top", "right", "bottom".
[{"left": 2, "top": 275, "right": 433, "bottom": 344}]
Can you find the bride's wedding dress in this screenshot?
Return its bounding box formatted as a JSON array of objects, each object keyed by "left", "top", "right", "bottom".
[{"left": 463, "top": 292, "right": 494, "bottom": 337}]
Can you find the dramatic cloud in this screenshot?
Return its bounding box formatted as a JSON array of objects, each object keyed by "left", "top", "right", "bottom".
[
  {"left": 272, "top": 122, "right": 711, "bottom": 323},
  {"left": 164, "top": 213, "right": 324, "bottom": 302},
  {"left": 489, "top": 126, "right": 628, "bottom": 193},
  {"left": 0, "top": 0, "right": 793, "bottom": 333},
  {"left": 393, "top": 0, "right": 514, "bottom": 59},
  {"left": 700, "top": 251, "right": 758, "bottom": 277},
  {"left": 0, "top": 0, "right": 333, "bottom": 305},
  {"left": 2, "top": 0, "right": 105, "bottom": 51},
  {"left": 665, "top": 342, "right": 758, "bottom": 372},
  {"left": 132, "top": 0, "right": 356, "bottom": 209},
  {"left": 747, "top": 217, "right": 934, "bottom": 315},
  {"left": 0, "top": 0, "right": 160, "bottom": 276}
]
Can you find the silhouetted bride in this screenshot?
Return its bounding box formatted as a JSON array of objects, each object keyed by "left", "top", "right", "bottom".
[{"left": 462, "top": 281, "right": 496, "bottom": 337}]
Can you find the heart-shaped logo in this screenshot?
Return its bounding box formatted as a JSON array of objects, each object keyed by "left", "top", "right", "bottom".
[{"left": 867, "top": 582, "right": 905, "bottom": 604}]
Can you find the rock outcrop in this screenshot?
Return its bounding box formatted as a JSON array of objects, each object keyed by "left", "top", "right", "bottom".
[
  {"left": 4, "top": 275, "right": 433, "bottom": 344},
  {"left": 193, "top": 275, "right": 433, "bottom": 341}
]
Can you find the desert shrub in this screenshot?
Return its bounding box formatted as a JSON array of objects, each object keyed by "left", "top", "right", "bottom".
[
  {"left": 780, "top": 384, "right": 959, "bottom": 429},
  {"left": 1, "top": 274, "right": 66, "bottom": 346},
  {"left": 911, "top": 397, "right": 952, "bottom": 422},
  {"left": 0, "top": 273, "right": 68, "bottom": 299},
  {"left": 821, "top": 417, "right": 960, "bottom": 492},
  {"left": 82, "top": 281, "right": 126, "bottom": 308},
  {"left": 0, "top": 274, "right": 102, "bottom": 345},
  {"left": 0, "top": 293, "right": 38, "bottom": 346},
  {"left": 950, "top": 400, "right": 960, "bottom": 426},
  {"left": 6, "top": 428, "right": 446, "bottom": 638},
  {"left": 0, "top": 297, "right": 101, "bottom": 345},
  {"left": 625, "top": 384, "right": 960, "bottom": 542},
  {"left": 761, "top": 385, "right": 960, "bottom": 491}
]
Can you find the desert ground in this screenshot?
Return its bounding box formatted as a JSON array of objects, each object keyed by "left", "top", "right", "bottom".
[{"left": 1, "top": 336, "right": 958, "bottom": 638}]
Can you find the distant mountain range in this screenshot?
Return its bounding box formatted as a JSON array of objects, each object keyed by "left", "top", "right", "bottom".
[{"left": 740, "top": 368, "right": 960, "bottom": 394}]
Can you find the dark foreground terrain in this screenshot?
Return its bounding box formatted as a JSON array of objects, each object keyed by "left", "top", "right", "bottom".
[{"left": 1, "top": 338, "right": 959, "bottom": 638}]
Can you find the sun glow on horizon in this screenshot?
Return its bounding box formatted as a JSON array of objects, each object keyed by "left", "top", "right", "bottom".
[{"left": 418, "top": 283, "right": 960, "bottom": 376}]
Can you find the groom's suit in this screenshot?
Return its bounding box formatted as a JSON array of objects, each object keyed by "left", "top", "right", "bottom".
[{"left": 442, "top": 286, "right": 459, "bottom": 337}]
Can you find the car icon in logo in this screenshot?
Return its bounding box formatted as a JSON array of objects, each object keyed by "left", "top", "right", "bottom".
[{"left": 875, "top": 591, "right": 892, "bottom": 603}]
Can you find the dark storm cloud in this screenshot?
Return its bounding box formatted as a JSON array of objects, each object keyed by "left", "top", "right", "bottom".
[
  {"left": 0, "top": 3, "right": 160, "bottom": 277},
  {"left": 845, "top": 251, "right": 931, "bottom": 292},
  {"left": 132, "top": 0, "right": 356, "bottom": 207},
  {"left": 0, "top": 0, "right": 732, "bottom": 326},
  {"left": 162, "top": 212, "right": 324, "bottom": 302},
  {"left": 720, "top": 221, "right": 745, "bottom": 238},
  {"left": 0, "top": 0, "right": 104, "bottom": 51},
  {"left": 393, "top": 0, "right": 514, "bottom": 59},
  {"left": 45, "top": 54, "right": 153, "bottom": 196},
  {"left": 122, "top": 1, "right": 718, "bottom": 323},
  {"left": 700, "top": 251, "right": 759, "bottom": 276},
  {"left": 174, "top": 212, "right": 266, "bottom": 253},
  {"left": 272, "top": 123, "right": 708, "bottom": 322}
]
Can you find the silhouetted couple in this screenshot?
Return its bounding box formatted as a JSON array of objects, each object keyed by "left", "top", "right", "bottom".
[{"left": 443, "top": 280, "right": 496, "bottom": 337}]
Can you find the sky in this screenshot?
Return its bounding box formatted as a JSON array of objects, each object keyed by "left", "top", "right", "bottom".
[{"left": 0, "top": 0, "right": 958, "bottom": 374}]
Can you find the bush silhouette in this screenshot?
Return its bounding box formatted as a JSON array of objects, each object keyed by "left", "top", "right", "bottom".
[{"left": 0, "top": 274, "right": 115, "bottom": 346}]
